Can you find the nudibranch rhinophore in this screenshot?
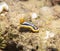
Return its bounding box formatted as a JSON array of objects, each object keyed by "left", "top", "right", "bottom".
[{"left": 19, "top": 22, "right": 39, "bottom": 33}]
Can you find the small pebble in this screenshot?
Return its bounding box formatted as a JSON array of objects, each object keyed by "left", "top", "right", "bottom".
[
  {"left": 0, "top": 2, "right": 9, "bottom": 13},
  {"left": 31, "top": 13, "right": 38, "bottom": 19},
  {"left": 45, "top": 31, "right": 55, "bottom": 39}
]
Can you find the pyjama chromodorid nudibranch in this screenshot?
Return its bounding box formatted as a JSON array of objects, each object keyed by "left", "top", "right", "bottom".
[{"left": 19, "top": 22, "right": 39, "bottom": 33}]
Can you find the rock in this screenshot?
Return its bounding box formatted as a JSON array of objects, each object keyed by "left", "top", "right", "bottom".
[
  {"left": 45, "top": 31, "right": 55, "bottom": 39},
  {"left": 31, "top": 13, "right": 38, "bottom": 19},
  {"left": 0, "top": 2, "right": 9, "bottom": 13},
  {"left": 40, "top": 6, "right": 54, "bottom": 17},
  {"left": 46, "top": 47, "right": 58, "bottom": 51},
  {"left": 20, "top": 0, "right": 28, "bottom": 1},
  {"left": 52, "top": 0, "right": 60, "bottom": 5}
]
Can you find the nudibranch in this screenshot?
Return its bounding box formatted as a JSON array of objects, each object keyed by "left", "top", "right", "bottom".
[{"left": 19, "top": 22, "right": 39, "bottom": 33}]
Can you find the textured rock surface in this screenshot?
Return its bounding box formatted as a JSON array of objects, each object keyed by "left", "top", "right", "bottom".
[{"left": 0, "top": 0, "right": 60, "bottom": 51}]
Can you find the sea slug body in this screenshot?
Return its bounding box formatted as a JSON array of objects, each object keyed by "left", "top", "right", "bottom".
[{"left": 19, "top": 22, "right": 39, "bottom": 33}]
